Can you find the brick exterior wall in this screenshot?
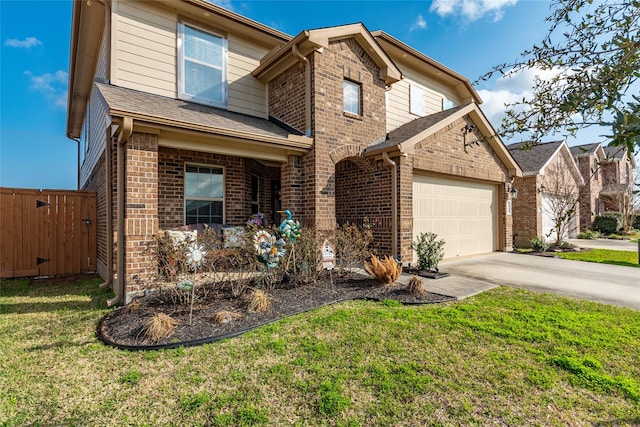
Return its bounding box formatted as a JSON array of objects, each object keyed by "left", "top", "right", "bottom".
[
  {"left": 158, "top": 147, "right": 245, "bottom": 228},
  {"left": 335, "top": 158, "right": 393, "bottom": 254},
  {"left": 122, "top": 132, "right": 159, "bottom": 297},
  {"left": 306, "top": 39, "right": 388, "bottom": 232},
  {"left": 268, "top": 62, "right": 306, "bottom": 134},
  {"left": 512, "top": 175, "right": 541, "bottom": 246}
]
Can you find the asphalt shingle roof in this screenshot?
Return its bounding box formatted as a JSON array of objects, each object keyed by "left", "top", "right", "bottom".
[
  {"left": 602, "top": 145, "right": 627, "bottom": 160},
  {"left": 366, "top": 104, "right": 469, "bottom": 151},
  {"left": 507, "top": 140, "right": 564, "bottom": 174},
  {"left": 95, "top": 82, "right": 293, "bottom": 140},
  {"left": 569, "top": 143, "right": 600, "bottom": 158}
]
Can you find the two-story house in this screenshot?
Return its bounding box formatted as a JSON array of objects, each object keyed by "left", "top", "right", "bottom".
[
  {"left": 508, "top": 141, "right": 583, "bottom": 245},
  {"left": 67, "top": 0, "right": 521, "bottom": 304},
  {"left": 570, "top": 143, "right": 636, "bottom": 231}
]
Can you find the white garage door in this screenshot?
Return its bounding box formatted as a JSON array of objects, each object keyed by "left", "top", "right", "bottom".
[
  {"left": 413, "top": 175, "right": 497, "bottom": 260},
  {"left": 541, "top": 194, "right": 578, "bottom": 242}
]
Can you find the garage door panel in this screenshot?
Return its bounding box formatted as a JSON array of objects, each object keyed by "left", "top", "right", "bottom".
[{"left": 413, "top": 175, "right": 497, "bottom": 260}]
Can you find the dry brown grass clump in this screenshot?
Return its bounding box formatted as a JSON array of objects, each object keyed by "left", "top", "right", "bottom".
[
  {"left": 364, "top": 255, "right": 402, "bottom": 285},
  {"left": 140, "top": 313, "right": 178, "bottom": 342},
  {"left": 248, "top": 289, "right": 272, "bottom": 313},
  {"left": 212, "top": 310, "right": 243, "bottom": 325},
  {"left": 407, "top": 275, "right": 426, "bottom": 296}
]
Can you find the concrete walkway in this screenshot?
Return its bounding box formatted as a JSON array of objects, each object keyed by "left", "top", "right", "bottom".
[{"left": 430, "top": 252, "right": 640, "bottom": 310}]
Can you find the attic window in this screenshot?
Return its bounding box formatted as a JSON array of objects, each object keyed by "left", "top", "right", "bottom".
[{"left": 343, "top": 79, "right": 361, "bottom": 116}]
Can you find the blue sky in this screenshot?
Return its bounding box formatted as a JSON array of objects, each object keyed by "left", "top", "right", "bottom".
[{"left": 0, "top": 0, "right": 610, "bottom": 190}]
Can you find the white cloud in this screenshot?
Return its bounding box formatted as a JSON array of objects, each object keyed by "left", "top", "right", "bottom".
[
  {"left": 25, "top": 70, "right": 68, "bottom": 110},
  {"left": 410, "top": 14, "right": 427, "bottom": 31},
  {"left": 430, "top": 0, "right": 518, "bottom": 22},
  {"left": 5, "top": 37, "right": 42, "bottom": 48}
]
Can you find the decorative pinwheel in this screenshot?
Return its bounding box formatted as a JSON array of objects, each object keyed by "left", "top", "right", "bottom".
[
  {"left": 185, "top": 242, "right": 207, "bottom": 271},
  {"left": 278, "top": 209, "right": 301, "bottom": 244},
  {"left": 254, "top": 230, "right": 286, "bottom": 268}
]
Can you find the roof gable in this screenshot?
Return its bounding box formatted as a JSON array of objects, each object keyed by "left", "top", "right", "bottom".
[
  {"left": 366, "top": 103, "right": 522, "bottom": 177},
  {"left": 509, "top": 141, "right": 583, "bottom": 184},
  {"left": 253, "top": 23, "right": 402, "bottom": 85}
]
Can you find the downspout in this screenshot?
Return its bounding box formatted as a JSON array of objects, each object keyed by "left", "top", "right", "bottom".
[
  {"left": 382, "top": 152, "right": 398, "bottom": 259},
  {"left": 291, "top": 43, "right": 312, "bottom": 137},
  {"left": 107, "top": 116, "right": 133, "bottom": 307}
]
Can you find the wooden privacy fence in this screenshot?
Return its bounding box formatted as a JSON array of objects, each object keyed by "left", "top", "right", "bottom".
[{"left": 0, "top": 188, "right": 97, "bottom": 278}]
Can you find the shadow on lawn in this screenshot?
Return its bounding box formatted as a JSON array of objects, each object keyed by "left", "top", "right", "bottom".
[{"left": 0, "top": 275, "right": 112, "bottom": 314}]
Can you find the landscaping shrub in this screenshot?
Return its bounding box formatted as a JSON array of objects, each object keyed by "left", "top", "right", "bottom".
[
  {"left": 530, "top": 237, "right": 549, "bottom": 252},
  {"left": 287, "top": 227, "right": 323, "bottom": 286},
  {"left": 335, "top": 219, "right": 373, "bottom": 277},
  {"left": 578, "top": 230, "right": 600, "bottom": 240},
  {"left": 593, "top": 212, "right": 623, "bottom": 234},
  {"left": 364, "top": 255, "right": 402, "bottom": 285},
  {"left": 410, "top": 232, "right": 445, "bottom": 271}
]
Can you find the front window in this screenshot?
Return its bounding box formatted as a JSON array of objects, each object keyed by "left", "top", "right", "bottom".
[
  {"left": 593, "top": 159, "right": 599, "bottom": 180},
  {"left": 343, "top": 80, "right": 361, "bottom": 115},
  {"left": 185, "top": 164, "right": 224, "bottom": 224},
  {"left": 178, "top": 23, "right": 227, "bottom": 107}
]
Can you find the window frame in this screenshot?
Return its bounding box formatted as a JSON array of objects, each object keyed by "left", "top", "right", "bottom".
[
  {"left": 177, "top": 22, "right": 228, "bottom": 108},
  {"left": 250, "top": 174, "right": 260, "bottom": 215},
  {"left": 343, "top": 79, "right": 361, "bottom": 116},
  {"left": 183, "top": 163, "right": 225, "bottom": 225}
]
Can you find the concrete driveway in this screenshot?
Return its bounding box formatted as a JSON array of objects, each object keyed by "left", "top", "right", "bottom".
[{"left": 439, "top": 252, "right": 640, "bottom": 310}]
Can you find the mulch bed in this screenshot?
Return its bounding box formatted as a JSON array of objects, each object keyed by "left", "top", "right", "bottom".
[{"left": 98, "top": 274, "right": 455, "bottom": 351}]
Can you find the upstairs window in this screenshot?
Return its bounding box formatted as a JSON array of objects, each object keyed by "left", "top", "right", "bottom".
[
  {"left": 343, "top": 79, "right": 361, "bottom": 115},
  {"left": 184, "top": 164, "right": 224, "bottom": 225},
  {"left": 410, "top": 84, "right": 425, "bottom": 116},
  {"left": 178, "top": 23, "right": 227, "bottom": 108},
  {"left": 592, "top": 159, "right": 599, "bottom": 180}
]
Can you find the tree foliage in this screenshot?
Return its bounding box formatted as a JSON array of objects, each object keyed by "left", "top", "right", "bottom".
[{"left": 480, "top": 0, "right": 640, "bottom": 153}]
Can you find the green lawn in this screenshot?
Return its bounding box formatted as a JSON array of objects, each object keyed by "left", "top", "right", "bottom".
[
  {"left": 1, "top": 277, "right": 639, "bottom": 426},
  {"left": 556, "top": 248, "right": 639, "bottom": 268}
]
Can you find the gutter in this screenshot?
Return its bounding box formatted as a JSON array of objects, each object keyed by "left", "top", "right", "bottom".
[
  {"left": 291, "top": 43, "right": 312, "bottom": 137},
  {"left": 381, "top": 152, "right": 398, "bottom": 259},
  {"left": 107, "top": 116, "right": 133, "bottom": 307}
]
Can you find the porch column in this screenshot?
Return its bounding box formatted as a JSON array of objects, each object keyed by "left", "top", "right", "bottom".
[
  {"left": 397, "top": 155, "right": 414, "bottom": 262},
  {"left": 280, "top": 154, "right": 304, "bottom": 222},
  {"left": 124, "top": 132, "right": 158, "bottom": 302}
]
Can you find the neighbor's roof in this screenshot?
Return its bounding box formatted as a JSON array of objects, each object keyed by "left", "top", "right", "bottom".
[
  {"left": 95, "top": 83, "right": 311, "bottom": 149},
  {"left": 603, "top": 145, "right": 627, "bottom": 160},
  {"left": 508, "top": 141, "right": 564, "bottom": 174},
  {"left": 569, "top": 143, "right": 601, "bottom": 158}
]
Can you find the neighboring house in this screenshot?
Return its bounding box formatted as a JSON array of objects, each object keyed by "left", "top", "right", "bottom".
[
  {"left": 508, "top": 141, "right": 583, "bottom": 245},
  {"left": 569, "top": 143, "right": 607, "bottom": 231},
  {"left": 599, "top": 146, "right": 637, "bottom": 216},
  {"left": 67, "top": 0, "right": 521, "bottom": 304},
  {"left": 569, "top": 142, "right": 637, "bottom": 231}
]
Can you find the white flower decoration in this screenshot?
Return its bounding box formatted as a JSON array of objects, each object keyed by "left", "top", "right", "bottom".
[{"left": 185, "top": 242, "right": 207, "bottom": 270}]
